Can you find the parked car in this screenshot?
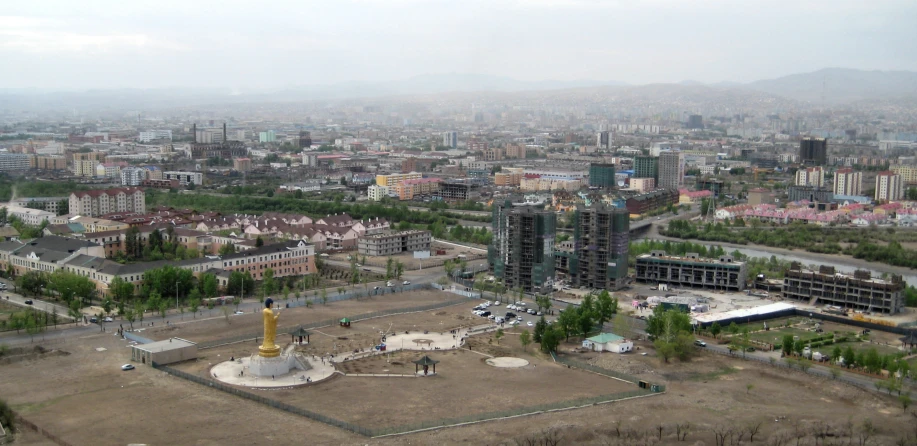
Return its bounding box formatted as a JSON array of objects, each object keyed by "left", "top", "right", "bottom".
[
  {"left": 121, "top": 364, "right": 135, "bottom": 371},
  {"left": 527, "top": 321, "right": 534, "bottom": 327},
  {"left": 403, "top": 281, "right": 411, "bottom": 285},
  {"left": 516, "top": 316, "right": 523, "bottom": 322},
  {"left": 234, "top": 310, "right": 245, "bottom": 315},
  {"left": 694, "top": 340, "right": 707, "bottom": 347},
  {"left": 89, "top": 317, "right": 98, "bottom": 323},
  {"left": 103, "top": 317, "right": 113, "bottom": 322}
]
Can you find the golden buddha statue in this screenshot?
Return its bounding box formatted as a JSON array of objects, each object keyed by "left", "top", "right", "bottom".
[{"left": 258, "top": 298, "right": 281, "bottom": 357}]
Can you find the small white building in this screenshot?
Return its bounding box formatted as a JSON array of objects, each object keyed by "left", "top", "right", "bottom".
[
  {"left": 130, "top": 337, "right": 198, "bottom": 366},
  {"left": 583, "top": 333, "right": 633, "bottom": 353}
]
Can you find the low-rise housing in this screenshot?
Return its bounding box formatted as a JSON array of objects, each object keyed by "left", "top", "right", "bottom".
[{"left": 357, "top": 230, "right": 432, "bottom": 256}]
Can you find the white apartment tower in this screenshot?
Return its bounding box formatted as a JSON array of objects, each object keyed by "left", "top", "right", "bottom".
[
  {"left": 442, "top": 131, "right": 457, "bottom": 148},
  {"left": 657, "top": 150, "right": 685, "bottom": 189},
  {"left": 795, "top": 166, "right": 826, "bottom": 187},
  {"left": 875, "top": 171, "right": 903, "bottom": 201},
  {"left": 833, "top": 168, "right": 863, "bottom": 196}
]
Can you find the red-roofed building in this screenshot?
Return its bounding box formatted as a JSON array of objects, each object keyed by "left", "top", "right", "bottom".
[{"left": 69, "top": 187, "right": 145, "bottom": 217}]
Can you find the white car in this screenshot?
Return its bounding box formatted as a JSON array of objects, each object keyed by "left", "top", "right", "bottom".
[
  {"left": 527, "top": 309, "right": 535, "bottom": 315},
  {"left": 234, "top": 311, "right": 245, "bottom": 315},
  {"left": 103, "top": 317, "right": 114, "bottom": 322},
  {"left": 516, "top": 316, "right": 523, "bottom": 322},
  {"left": 403, "top": 281, "right": 411, "bottom": 285},
  {"left": 510, "top": 320, "right": 520, "bottom": 326},
  {"left": 527, "top": 321, "right": 534, "bottom": 327}
]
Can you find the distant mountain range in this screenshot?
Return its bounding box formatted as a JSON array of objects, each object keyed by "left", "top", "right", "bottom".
[
  {"left": 739, "top": 68, "right": 917, "bottom": 104},
  {"left": 2, "top": 68, "right": 916, "bottom": 110},
  {"left": 275, "top": 68, "right": 917, "bottom": 103}
]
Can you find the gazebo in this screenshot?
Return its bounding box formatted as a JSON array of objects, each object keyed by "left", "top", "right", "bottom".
[
  {"left": 339, "top": 318, "right": 351, "bottom": 328},
  {"left": 900, "top": 331, "right": 917, "bottom": 349},
  {"left": 413, "top": 355, "right": 440, "bottom": 376},
  {"left": 291, "top": 327, "right": 311, "bottom": 344}
]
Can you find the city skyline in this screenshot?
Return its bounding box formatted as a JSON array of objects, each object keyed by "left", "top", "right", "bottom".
[{"left": 1, "top": 0, "right": 915, "bottom": 89}]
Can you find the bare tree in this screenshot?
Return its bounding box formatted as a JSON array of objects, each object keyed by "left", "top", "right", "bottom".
[
  {"left": 675, "top": 423, "right": 691, "bottom": 441},
  {"left": 857, "top": 419, "right": 876, "bottom": 446},
  {"left": 713, "top": 424, "right": 734, "bottom": 446},
  {"left": 746, "top": 421, "right": 762, "bottom": 443},
  {"left": 792, "top": 419, "right": 807, "bottom": 446},
  {"left": 767, "top": 430, "right": 792, "bottom": 446}
]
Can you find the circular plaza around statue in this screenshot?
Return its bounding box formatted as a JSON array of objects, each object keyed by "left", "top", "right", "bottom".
[{"left": 485, "top": 357, "right": 530, "bottom": 368}]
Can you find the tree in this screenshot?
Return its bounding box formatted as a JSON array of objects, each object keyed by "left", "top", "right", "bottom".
[
  {"left": 386, "top": 257, "right": 394, "bottom": 279},
  {"left": 534, "top": 316, "right": 547, "bottom": 342},
  {"left": 535, "top": 294, "right": 552, "bottom": 313},
  {"left": 781, "top": 334, "right": 795, "bottom": 357},
  {"left": 900, "top": 394, "right": 912, "bottom": 413},
  {"left": 595, "top": 290, "right": 617, "bottom": 324},
  {"left": 647, "top": 307, "right": 694, "bottom": 363},
  {"left": 710, "top": 322, "right": 722, "bottom": 339},
  {"left": 556, "top": 309, "right": 577, "bottom": 340},
  {"left": 255, "top": 236, "right": 264, "bottom": 247},
  {"left": 794, "top": 339, "right": 805, "bottom": 357},
  {"left": 843, "top": 345, "right": 856, "bottom": 368},
  {"left": 101, "top": 297, "right": 113, "bottom": 315},
  {"left": 519, "top": 329, "right": 531, "bottom": 351},
  {"left": 109, "top": 277, "right": 135, "bottom": 303},
  {"left": 495, "top": 328, "right": 504, "bottom": 345},
  {"left": 540, "top": 325, "right": 562, "bottom": 354},
  {"left": 188, "top": 288, "right": 202, "bottom": 318},
  {"left": 226, "top": 271, "right": 254, "bottom": 298},
  {"left": 0, "top": 397, "right": 16, "bottom": 435},
  {"left": 395, "top": 261, "right": 404, "bottom": 280},
  {"left": 200, "top": 273, "right": 219, "bottom": 298},
  {"left": 349, "top": 259, "right": 360, "bottom": 288},
  {"left": 320, "top": 287, "right": 328, "bottom": 305},
  {"left": 263, "top": 268, "right": 276, "bottom": 297}
]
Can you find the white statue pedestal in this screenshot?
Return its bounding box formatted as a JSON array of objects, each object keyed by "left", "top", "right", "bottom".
[{"left": 249, "top": 353, "right": 297, "bottom": 377}]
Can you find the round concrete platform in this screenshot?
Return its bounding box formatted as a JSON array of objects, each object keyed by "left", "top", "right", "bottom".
[
  {"left": 210, "top": 354, "right": 336, "bottom": 388},
  {"left": 486, "top": 357, "right": 529, "bottom": 368}
]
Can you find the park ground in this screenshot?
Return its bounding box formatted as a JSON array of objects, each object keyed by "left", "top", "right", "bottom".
[{"left": 2, "top": 289, "right": 917, "bottom": 445}]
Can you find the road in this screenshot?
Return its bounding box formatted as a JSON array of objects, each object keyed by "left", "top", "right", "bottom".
[{"left": 0, "top": 278, "right": 73, "bottom": 319}]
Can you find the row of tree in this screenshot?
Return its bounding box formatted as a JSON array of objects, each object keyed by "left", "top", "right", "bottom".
[{"left": 532, "top": 291, "right": 618, "bottom": 354}]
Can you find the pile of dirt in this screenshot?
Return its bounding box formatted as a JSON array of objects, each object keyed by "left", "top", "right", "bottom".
[{"left": 0, "top": 345, "right": 69, "bottom": 365}]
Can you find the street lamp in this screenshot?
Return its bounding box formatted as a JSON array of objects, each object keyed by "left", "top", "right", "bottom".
[{"left": 175, "top": 281, "right": 179, "bottom": 310}]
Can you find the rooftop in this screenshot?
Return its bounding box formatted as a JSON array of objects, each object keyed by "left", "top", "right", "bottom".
[{"left": 132, "top": 337, "right": 196, "bottom": 353}]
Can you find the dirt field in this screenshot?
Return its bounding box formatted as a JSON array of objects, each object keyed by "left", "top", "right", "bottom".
[
  {"left": 4, "top": 290, "right": 917, "bottom": 445},
  {"left": 136, "top": 289, "right": 467, "bottom": 344},
  {"left": 275, "top": 349, "right": 632, "bottom": 430}
]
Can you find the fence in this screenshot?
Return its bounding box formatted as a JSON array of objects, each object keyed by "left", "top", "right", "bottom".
[
  {"left": 197, "top": 295, "right": 476, "bottom": 349},
  {"left": 14, "top": 413, "right": 73, "bottom": 446},
  {"left": 155, "top": 359, "right": 656, "bottom": 438},
  {"left": 550, "top": 352, "right": 666, "bottom": 392},
  {"left": 701, "top": 347, "right": 893, "bottom": 393},
  {"left": 371, "top": 389, "right": 655, "bottom": 437},
  {"left": 124, "top": 332, "right": 153, "bottom": 344},
  {"left": 152, "top": 363, "right": 374, "bottom": 436}
]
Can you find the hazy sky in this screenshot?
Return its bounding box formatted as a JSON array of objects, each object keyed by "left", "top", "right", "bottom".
[{"left": 2, "top": 0, "right": 915, "bottom": 90}]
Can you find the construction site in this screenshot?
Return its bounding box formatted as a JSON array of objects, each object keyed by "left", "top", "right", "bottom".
[
  {"left": 783, "top": 263, "right": 906, "bottom": 314},
  {"left": 634, "top": 250, "right": 748, "bottom": 291},
  {"left": 570, "top": 204, "right": 630, "bottom": 291},
  {"left": 489, "top": 199, "right": 556, "bottom": 294}
]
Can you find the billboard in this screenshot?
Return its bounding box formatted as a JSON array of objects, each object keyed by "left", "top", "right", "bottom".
[{"left": 413, "top": 250, "right": 431, "bottom": 259}]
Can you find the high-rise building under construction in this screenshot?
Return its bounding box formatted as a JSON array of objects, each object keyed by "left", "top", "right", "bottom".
[
  {"left": 489, "top": 199, "right": 556, "bottom": 293},
  {"left": 570, "top": 204, "right": 630, "bottom": 291}
]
